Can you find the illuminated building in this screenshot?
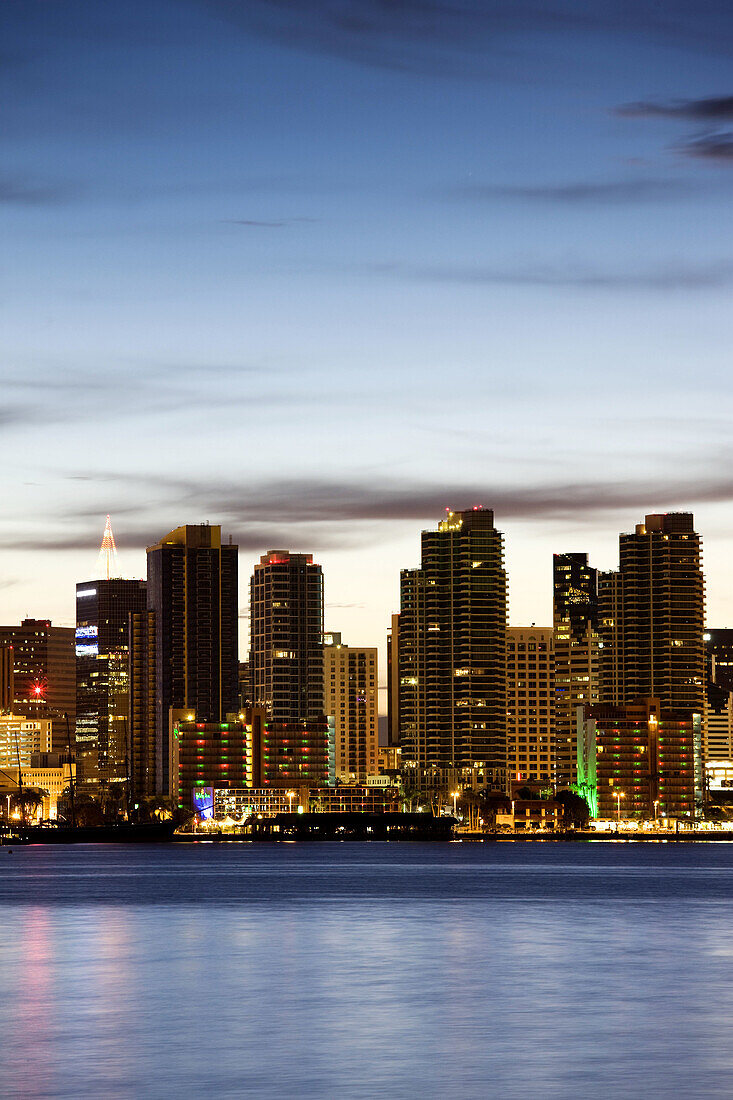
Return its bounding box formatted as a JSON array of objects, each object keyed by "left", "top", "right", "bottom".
[
  {"left": 398, "top": 508, "right": 507, "bottom": 786},
  {"left": 249, "top": 550, "right": 325, "bottom": 724},
  {"left": 386, "top": 613, "right": 400, "bottom": 746},
  {"left": 0, "top": 754, "right": 76, "bottom": 819},
  {"left": 553, "top": 553, "right": 600, "bottom": 788},
  {"left": 506, "top": 627, "right": 554, "bottom": 789},
  {"left": 580, "top": 698, "right": 701, "bottom": 819},
  {"left": 75, "top": 578, "right": 147, "bottom": 791},
  {"left": 598, "top": 513, "right": 705, "bottom": 713},
  {"left": 0, "top": 713, "right": 52, "bottom": 768},
  {"left": 132, "top": 524, "right": 239, "bottom": 798},
  {"left": 323, "top": 633, "right": 378, "bottom": 782},
  {"left": 0, "top": 619, "right": 75, "bottom": 753},
  {"left": 0, "top": 646, "right": 13, "bottom": 711},
  {"left": 704, "top": 628, "right": 733, "bottom": 694},
  {"left": 170, "top": 709, "right": 264, "bottom": 809},
  {"left": 258, "top": 717, "right": 330, "bottom": 787}
]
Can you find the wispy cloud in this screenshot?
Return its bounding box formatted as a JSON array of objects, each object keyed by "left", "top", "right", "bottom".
[
  {"left": 10, "top": 470, "right": 733, "bottom": 554},
  {"left": 362, "top": 259, "right": 733, "bottom": 291},
  {"left": 676, "top": 132, "right": 733, "bottom": 161},
  {"left": 0, "top": 174, "right": 78, "bottom": 206},
  {"left": 617, "top": 95, "right": 733, "bottom": 120},
  {"left": 448, "top": 179, "right": 698, "bottom": 204},
  {"left": 224, "top": 217, "right": 318, "bottom": 227}
]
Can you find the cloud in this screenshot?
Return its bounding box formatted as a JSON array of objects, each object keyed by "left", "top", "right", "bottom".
[
  {"left": 362, "top": 259, "right": 733, "bottom": 291},
  {"left": 676, "top": 132, "right": 733, "bottom": 161},
  {"left": 0, "top": 175, "right": 77, "bottom": 206},
  {"left": 450, "top": 179, "right": 698, "bottom": 204},
  {"left": 224, "top": 217, "right": 318, "bottom": 227},
  {"left": 10, "top": 469, "right": 733, "bottom": 557},
  {"left": 200, "top": 1, "right": 733, "bottom": 77},
  {"left": 617, "top": 95, "right": 733, "bottom": 120}
]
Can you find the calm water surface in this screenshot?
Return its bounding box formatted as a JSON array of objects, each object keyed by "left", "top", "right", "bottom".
[{"left": 1, "top": 840, "right": 732, "bottom": 1099}]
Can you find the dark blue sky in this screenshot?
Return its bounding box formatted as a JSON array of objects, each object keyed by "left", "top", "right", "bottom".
[{"left": 2, "top": 0, "right": 733, "bottom": 670}]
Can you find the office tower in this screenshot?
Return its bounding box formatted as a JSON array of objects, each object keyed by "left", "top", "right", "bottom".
[
  {"left": 136, "top": 525, "right": 239, "bottom": 797},
  {"left": 592, "top": 513, "right": 705, "bottom": 818},
  {"left": 704, "top": 630, "right": 733, "bottom": 765},
  {"left": 75, "top": 579, "right": 147, "bottom": 791},
  {"left": 598, "top": 513, "right": 705, "bottom": 712},
  {"left": 1, "top": 646, "right": 13, "bottom": 711},
  {"left": 0, "top": 713, "right": 52, "bottom": 768},
  {"left": 398, "top": 508, "right": 507, "bottom": 786},
  {"left": 506, "top": 627, "right": 554, "bottom": 788},
  {"left": 249, "top": 550, "right": 325, "bottom": 723},
  {"left": 580, "top": 699, "right": 700, "bottom": 819},
  {"left": 0, "top": 619, "right": 75, "bottom": 752},
  {"left": 238, "top": 660, "right": 252, "bottom": 711},
  {"left": 387, "top": 613, "right": 400, "bottom": 747},
  {"left": 705, "top": 629, "right": 733, "bottom": 694},
  {"left": 553, "top": 554, "right": 600, "bottom": 788},
  {"left": 323, "top": 633, "right": 378, "bottom": 782}
]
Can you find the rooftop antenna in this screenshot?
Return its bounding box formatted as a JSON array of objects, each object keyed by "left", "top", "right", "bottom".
[{"left": 98, "top": 515, "right": 118, "bottom": 581}]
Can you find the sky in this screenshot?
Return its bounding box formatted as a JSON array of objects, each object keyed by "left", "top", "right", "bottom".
[{"left": 2, "top": 0, "right": 733, "bottom": 712}]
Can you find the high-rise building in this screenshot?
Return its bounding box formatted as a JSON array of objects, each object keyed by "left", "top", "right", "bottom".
[
  {"left": 0, "top": 619, "right": 75, "bottom": 753},
  {"left": 580, "top": 698, "right": 700, "bottom": 820},
  {"left": 75, "top": 579, "right": 147, "bottom": 791},
  {"left": 598, "top": 513, "right": 705, "bottom": 712},
  {"left": 1, "top": 646, "right": 13, "bottom": 711},
  {"left": 553, "top": 554, "right": 600, "bottom": 788},
  {"left": 705, "top": 629, "right": 733, "bottom": 695},
  {"left": 130, "top": 524, "right": 239, "bottom": 798},
  {"left": 590, "top": 513, "right": 705, "bottom": 818},
  {"left": 506, "top": 627, "right": 554, "bottom": 788},
  {"left": 323, "top": 633, "right": 378, "bottom": 782},
  {"left": 249, "top": 550, "right": 324, "bottom": 724},
  {"left": 398, "top": 508, "right": 507, "bottom": 785},
  {"left": 386, "top": 613, "right": 400, "bottom": 747}
]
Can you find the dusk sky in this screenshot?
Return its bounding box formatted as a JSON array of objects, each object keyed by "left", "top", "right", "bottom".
[{"left": 2, "top": 0, "right": 733, "bottom": 708}]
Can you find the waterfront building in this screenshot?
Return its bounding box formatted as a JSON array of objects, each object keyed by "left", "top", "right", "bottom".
[
  {"left": 323, "top": 633, "right": 378, "bottom": 782},
  {"left": 598, "top": 513, "right": 705, "bottom": 713},
  {"left": 398, "top": 508, "right": 507, "bottom": 787},
  {"left": 0, "top": 753, "right": 76, "bottom": 819},
  {"left": 594, "top": 514, "right": 705, "bottom": 817},
  {"left": 0, "top": 619, "right": 75, "bottom": 752},
  {"left": 75, "top": 578, "right": 147, "bottom": 792},
  {"left": 705, "top": 629, "right": 733, "bottom": 694},
  {"left": 553, "top": 553, "right": 600, "bottom": 788},
  {"left": 579, "top": 698, "right": 701, "bottom": 819},
  {"left": 0, "top": 713, "right": 52, "bottom": 768},
  {"left": 249, "top": 550, "right": 325, "bottom": 723},
  {"left": 258, "top": 717, "right": 330, "bottom": 787},
  {"left": 129, "top": 524, "right": 239, "bottom": 798},
  {"left": 506, "top": 627, "right": 554, "bottom": 789},
  {"left": 170, "top": 710, "right": 264, "bottom": 810}
]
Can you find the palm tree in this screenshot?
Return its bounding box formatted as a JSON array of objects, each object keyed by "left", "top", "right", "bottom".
[{"left": 10, "top": 787, "right": 47, "bottom": 822}]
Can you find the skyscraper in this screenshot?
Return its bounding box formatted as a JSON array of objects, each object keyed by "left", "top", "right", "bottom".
[
  {"left": 0, "top": 619, "right": 75, "bottom": 753},
  {"left": 553, "top": 553, "right": 600, "bottom": 788},
  {"left": 506, "top": 627, "right": 554, "bottom": 788},
  {"left": 590, "top": 513, "right": 705, "bottom": 818},
  {"left": 599, "top": 513, "right": 705, "bottom": 712},
  {"left": 398, "top": 508, "right": 507, "bottom": 786},
  {"left": 75, "top": 579, "right": 147, "bottom": 791},
  {"left": 131, "top": 524, "right": 239, "bottom": 797},
  {"left": 249, "top": 550, "right": 324, "bottom": 724},
  {"left": 323, "top": 632, "right": 378, "bottom": 782}
]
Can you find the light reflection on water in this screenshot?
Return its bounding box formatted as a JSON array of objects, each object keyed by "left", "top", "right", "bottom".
[{"left": 1, "top": 842, "right": 732, "bottom": 1099}]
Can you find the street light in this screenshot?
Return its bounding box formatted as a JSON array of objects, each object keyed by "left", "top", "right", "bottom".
[
  {"left": 614, "top": 790, "right": 625, "bottom": 823},
  {"left": 286, "top": 790, "right": 295, "bottom": 814},
  {"left": 654, "top": 799, "right": 660, "bottom": 825},
  {"left": 451, "top": 789, "right": 459, "bottom": 817}
]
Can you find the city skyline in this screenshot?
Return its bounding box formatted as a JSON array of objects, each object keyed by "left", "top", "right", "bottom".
[{"left": 2, "top": 1, "right": 733, "bottom": 682}]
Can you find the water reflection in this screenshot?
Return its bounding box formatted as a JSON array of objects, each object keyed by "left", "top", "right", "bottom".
[{"left": 1, "top": 844, "right": 733, "bottom": 1098}]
